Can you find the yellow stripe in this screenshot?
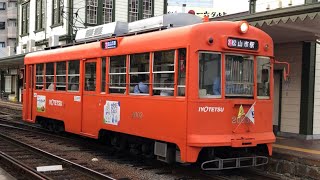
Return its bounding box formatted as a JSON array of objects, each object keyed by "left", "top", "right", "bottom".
[{"left": 274, "top": 144, "right": 320, "bottom": 155}]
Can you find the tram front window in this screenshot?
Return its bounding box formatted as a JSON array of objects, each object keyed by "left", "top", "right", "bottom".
[
  {"left": 225, "top": 54, "right": 254, "bottom": 97},
  {"left": 198, "top": 52, "right": 221, "bottom": 98}
]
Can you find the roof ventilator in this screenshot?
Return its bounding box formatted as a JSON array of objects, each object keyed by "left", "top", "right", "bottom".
[{"left": 75, "top": 13, "right": 202, "bottom": 42}]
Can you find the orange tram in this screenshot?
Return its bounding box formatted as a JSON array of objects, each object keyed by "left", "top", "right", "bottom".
[{"left": 23, "top": 14, "right": 287, "bottom": 170}]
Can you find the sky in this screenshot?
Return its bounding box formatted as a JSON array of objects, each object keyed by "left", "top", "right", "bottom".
[
  {"left": 167, "top": 0, "right": 306, "bottom": 15},
  {"left": 168, "top": 0, "right": 248, "bottom": 14}
]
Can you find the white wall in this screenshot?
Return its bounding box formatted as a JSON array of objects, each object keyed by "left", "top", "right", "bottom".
[
  {"left": 275, "top": 42, "right": 302, "bottom": 134},
  {"left": 154, "top": 0, "right": 164, "bottom": 16},
  {"left": 314, "top": 42, "right": 320, "bottom": 134},
  {"left": 73, "top": 0, "right": 86, "bottom": 32},
  {"left": 19, "top": 0, "right": 69, "bottom": 50},
  {"left": 18, "top": 0, "right": 166, "bottom": 52},
  {"left": 115, "top": 0, "right": 128, "bottom": 22}
]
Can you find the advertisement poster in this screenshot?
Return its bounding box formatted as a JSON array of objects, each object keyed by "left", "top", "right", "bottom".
[
  {"left": 104, "top": 101, "right": 120, "bottom": 125},
  {"left": 37, "top": 95, "right": 46, "bottom": 112}
]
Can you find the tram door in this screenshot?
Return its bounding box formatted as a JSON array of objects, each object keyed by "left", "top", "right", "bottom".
[
  {"left": 25, "top": 65, "right": 33, "bottom": 121},
  {"left": 81, "top": 59, "right": 100, "bottom": 136}
]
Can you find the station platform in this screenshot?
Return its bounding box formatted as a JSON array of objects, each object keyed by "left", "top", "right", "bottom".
[
  {"left": 262, "top": 136, "right": 320, "bottom": 179},
  {"left": 0, "top": 167, "right": 16, "bottom": 180}
]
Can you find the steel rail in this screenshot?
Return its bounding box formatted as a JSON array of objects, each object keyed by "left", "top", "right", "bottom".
[
  {"left": 0, "top": 151, "right": 51, "bottom": 180},
  {"left": 0, "top": 128, "right": 116, "bottom": 180}
]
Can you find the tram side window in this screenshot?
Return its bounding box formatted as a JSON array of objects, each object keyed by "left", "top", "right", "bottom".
[
  {"left": 109, "top": 55, "right": 126, "bottom": 94},
  {"left": 56, "top": 62, "right": 66, "bottom": 91},
  {"left": 45, "top": 63, "right": 54, "bottom": 91},
  {"left": 85, "top": 62, "right": 97, "bottom": 91},
  {"left": 68, "top": 60, "right": 80, "bottom": 92},
  {"left": 178, "top": 48, "right": 186, "bottom": 96},
  {"left": 257, "top": 57, "right": 270, "bottom": 98},
  {"left": 199, "top": 52, "right": 221, "bottom": 98},
  {"left": 130, "top": 53, "right": 150, "bottom": 94},
  {"left": 101, "top": 58, "right": 106, "bottom": 93},
  {"left": 153, "top": 50, "right": 175, "bottom": 96},
  {"left": 35, "top": 64, "right": 44, "bottom": 90}
]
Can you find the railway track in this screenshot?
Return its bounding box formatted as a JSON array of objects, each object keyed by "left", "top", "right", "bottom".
[
  {"left": 0, "top": 106, "right": 284, "bottom": 180},
  {"left": 0, "top": 129, "right": 115, "bottom": 179}
]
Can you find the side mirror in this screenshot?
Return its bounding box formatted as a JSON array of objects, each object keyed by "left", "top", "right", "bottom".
[
  {"left": 283, "top": 67, "right": 287, "bottom": 81},
  {"left": 275, "top": 60, "right": 290, "bottom": 81}
]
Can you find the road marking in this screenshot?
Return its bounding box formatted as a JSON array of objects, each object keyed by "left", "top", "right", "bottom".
[{"left": 274, "top": 144, "right": 320, "bottom": 155}]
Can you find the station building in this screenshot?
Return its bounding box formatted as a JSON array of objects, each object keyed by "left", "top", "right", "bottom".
[
  {"left": 213, "top": 0, "right": 320, "bottom": 139},
  {"left": 0, "top": 0, "right": 167, "bottom": 102}
]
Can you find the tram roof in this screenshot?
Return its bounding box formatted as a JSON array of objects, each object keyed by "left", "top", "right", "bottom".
[{"left": 25, "top": 21, "right": 273, "bottom": 65}]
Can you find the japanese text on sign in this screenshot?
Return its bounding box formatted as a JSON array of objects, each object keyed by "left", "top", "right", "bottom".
[{"left": 227, "top": 37, "right": 258, "bottom": 50}]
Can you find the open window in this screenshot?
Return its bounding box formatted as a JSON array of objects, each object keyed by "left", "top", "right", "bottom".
[
  {"left": 45, "top": 63, "right": 54, "bottom": 91},
  {"left": 153, "top": 50, "right": 175, "bottom": 96},
  {"left": 68, "top": 60, "right": 80, "bottom": 92},
  {"left": 109, "top": 55, "right": 126, "bottom": 94},
  {"left": 129, "top": 53, "right": 150, "bottom": 95},
  {"left": 35, "top": 64, "right": 44, "bottom": 90},
  {"left": 56, "top": 62, "right": 66, "bottom": 91}
]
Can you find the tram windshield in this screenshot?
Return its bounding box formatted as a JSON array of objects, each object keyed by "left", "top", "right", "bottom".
[{"left": 225, "top": 54, "right": 254, "bottom": 97}]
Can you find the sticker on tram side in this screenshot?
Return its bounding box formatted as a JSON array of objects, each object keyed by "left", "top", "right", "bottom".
[
  {"left": 198, "top": 106, "right": 224, "bottom": 113},
  {"left": 49, "top": 99, "right": 63, "bottom": 107},
  {"left": 37, "top": 95, "right": 46, "bottom": 112},
  {"left": 104, "top": 101, "right": 120, "bottom": 125},
  {"left": 74, "top": 96, "right": 81, "bottom": 102}
]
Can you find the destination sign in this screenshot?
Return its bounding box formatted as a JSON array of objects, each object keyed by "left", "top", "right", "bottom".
[
  {"left": 102, "top": 40, "right": 117, "bottom": 49},
  {"left": 227, "top": 37, "right": 258, "bottom": 51}
]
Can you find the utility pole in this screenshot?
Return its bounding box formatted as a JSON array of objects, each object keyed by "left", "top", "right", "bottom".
[{"left": 249, "top": 0, "right": 256, "bottom": 14}]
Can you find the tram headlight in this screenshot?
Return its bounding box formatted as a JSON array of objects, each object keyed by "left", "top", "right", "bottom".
[{"left": 239, "top": 21, "right": 249, "bottom": 34}]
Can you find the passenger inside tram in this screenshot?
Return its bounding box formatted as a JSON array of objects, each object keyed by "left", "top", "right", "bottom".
[
  {"left": 160, "top": 79, "right": 174, "bottom": 96},
  {"left": 86, "top": 78, "right": 95, "bottom": 91},
  {"left": 134, "top": 74, "right": 149, "bottom": 94}
]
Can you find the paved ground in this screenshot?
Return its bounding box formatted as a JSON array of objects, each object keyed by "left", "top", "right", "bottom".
[{"left": 0, "top": 167, "right": 16, "bottom": 180}]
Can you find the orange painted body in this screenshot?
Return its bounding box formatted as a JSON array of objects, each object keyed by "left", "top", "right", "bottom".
[{"left": 23, "top": 21, "right": 275, "bottom": 163}]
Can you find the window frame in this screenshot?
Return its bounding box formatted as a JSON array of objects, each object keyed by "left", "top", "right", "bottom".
[
  {"left": 35, "top": 64, "right": 44, "bottom": 90},
  {"left": 86, "top": 0, "right": 115, "bottom": 25},
  {"left": 0, "top": 42, "right": 5, "bottom": 47},
  {"left": 128, "top": 0, "right": 154, "bottom": 22},
  {"left": 102, "top": 0, "right": 114, "bottom": 24},
  {"left": 21, "top": 2, "right": 30, "bottom": 35},
  {"left": 224, "top": 53, "right": 254, "bottom": 98},
  {"left": 152, "top": 50, "right": 175, "bottom": 96},
  {"left": 256, "top": 56, "right": 271, "bottom": 99},
  {"left": 0, "top": 22, "right": 5, "bottom": 30},
  {"left": 45, "top": 62, "right": 55, "bottom": 91},
  {"left": 55, "top": 61, "right": 67, "bottom": 91},
  {"left": 0, "top": 2, "right": 6, "bottom": 10},
  {"left": 36, "top": 0, "right": 45, "bottom": 31},
  {"left": 67, "top": 60, "right": 80, "bottom": 92},
  {"left": 52, "top": 0, "right": 63, "bottom": 26},
  {"left": 129, "top": 52, "right": 151, "bottom": 95},
  {"left": 177, "top": 48, "right": 187, "bottom": 97},
  {"left": 198, "top": 51, "right": 222, "bottom": 99},
  {"left": 108, "top": 55, "right": 127, "bottom": 94}
]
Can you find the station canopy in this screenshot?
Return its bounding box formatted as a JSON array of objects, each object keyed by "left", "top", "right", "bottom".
[{"left": 212, "top": 3, "right": 320, "bottom": 43}]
